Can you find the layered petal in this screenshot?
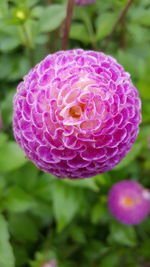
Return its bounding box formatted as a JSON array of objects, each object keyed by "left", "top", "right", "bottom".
[{"left": 13, "top": 49, "right": 141, "bottom": 179}]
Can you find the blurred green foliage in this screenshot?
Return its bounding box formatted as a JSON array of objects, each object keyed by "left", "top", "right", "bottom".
[{"left": 0, "top": 0, "right": 150, "bottom": 266}]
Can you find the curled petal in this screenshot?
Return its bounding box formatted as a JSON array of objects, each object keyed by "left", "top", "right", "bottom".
[{"left": 13, "top": 49, "right": 141, "bottom": 179}]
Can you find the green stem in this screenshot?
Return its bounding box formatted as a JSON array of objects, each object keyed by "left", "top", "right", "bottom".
[
  {"left": 22, "top": 23, "right": 34, "bottom": 67},
  {"left": 82, "top": 12, "right": 97, "bottom": 50},
  {"left": 102, "top": 0, "right": 134, "bottom": 51},
  {"left": 62, "top": 0, "right": 75, "bottom": 50}
]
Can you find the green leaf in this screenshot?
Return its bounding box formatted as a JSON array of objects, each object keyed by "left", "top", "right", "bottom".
[
  {"left": 0, "top": 32, "right": 21, "bottom": 51},
  {"left": 131, "top": 8, "right": 150, "bottom": 26},
  {"left": 31, "top": 200, "right": 52, "bottom": 218},
  {"left": 9, "top": 214, "right": 39, "bottom": 242},
  {"left": 51, "top": 181, "right": 81, "bottom": 231},
  {"left": 33, "top": 173, "right": 55, "bottom": 200},
  {"left": 1, "top": 90, "right": 15, "bottom": 126},
  {"left": 0, "top": 1, "right": 8, "bottom": 19},
  {"left": 2, "top": 186, "right": 36, "bottom": 212},
  {"left": 116, "top": 50, "right": 139, "bottom": 79},
  {"left": 142, "top": 102, "right": 150, "bottom": 123},
  {"left": 12, "top": 243, "right": 28, "bottom": 267},
  {"left": 71, "top": 225, "right": 86, "bottom": 244},
  {"left": 12, "top": 0, "right": 39, "bottom": 7},
  {"left": 0, "top": 176, "right": 6, "bottom": 193},
  {"left": 139, "top": 240, "right": 150, "bottom": 260},
  {"left": 63, "top": 177, "right": 99, "bottom": 192},
  {"left": 100, "top": 252, "right": 120, "bottom": 267},
  {"left": 0, "top": 55, "right": 13, "bottom": 80},
  {"left": 96, "top": 12, "right": 116, "bottom": 41},
  {"left": 39, "top": 5, "right": 66, "bottom": 33},
  {"left": 95, "top": 173, "right": 111, "bottom": 186},
  {"left": 31, "top": 6, "right": 44, "bottom": 19},
  {"left": 8, "top": 55, "right": 30, "bottom": 81},
  {"left": 113, "top": 143, "right": 143, "bottom": 170},
  {"left": 0, "top": 26, "right": 21, "bottom": 52},
  {"left": 0, "top": 214, "right": 15, "bottom": 267},
  {"left": 0, "top": 141, "right": 27, "bottom": 172},
  {"left": 91, "top": 202, "right": 109, "bottom": 224},
  {"left": 128, "top": 24, "right": 150, "bottom": 46},
  {"left": 5, "top": 162, "right": 39, "bottom": 192},
  {"left": 0, "top": 133, "right": 8, "bottom": 148},
  {"left": 84, "top": 240, "right": 109, "bottom": 262},
  {"left": 137, "top": 57, "right": 150, "bottom": 100},
  {"left": 108, "top": 221, "right": 137, "bottom": 247},
  {"left": 138, "top": 80, "right": 150, "bottom": 100},
  {"left": 70, "top": 23, "right": 90, "bottom": 44}
]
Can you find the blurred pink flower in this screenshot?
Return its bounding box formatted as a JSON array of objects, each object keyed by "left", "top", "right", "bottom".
[
  {"left": 108, "top": 180, "right": 150, "bottom": 224},
  {"left": 42, "top": 260, "right": 57, "bottom": 267},
  {"left": 75, "top": 0, "right": 96, "bottom": 6},
  {"left": 13, "top": 49, "right": 141, "bottom": 179}
]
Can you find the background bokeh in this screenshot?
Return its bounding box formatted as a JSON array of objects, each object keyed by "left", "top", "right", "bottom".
[{"left": 0, "top": 0, "right": 150, "bottom": 266}]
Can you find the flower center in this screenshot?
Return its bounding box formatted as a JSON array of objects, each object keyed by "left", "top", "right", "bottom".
[
  {"left": 69, "top": 103, "right": 86, "bottom": 119},
  {"left": 121, "top": 196, "right": 135, "bottom": 207}
]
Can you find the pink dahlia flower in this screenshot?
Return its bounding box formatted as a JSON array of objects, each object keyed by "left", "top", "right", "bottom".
[
  {"left": 13, "top": 49, "right": 141, "bottom": 179},
  {"left": 108, "top": 180, "right": 150, "bottom": 224},
  {"left": 75, "top": 0, "right": 96, "bottom": 5},
  {"left": 42, "top": 260, "right": 57, "bottom": 267}
]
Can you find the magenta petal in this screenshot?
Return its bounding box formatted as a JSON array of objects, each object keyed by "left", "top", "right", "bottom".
[{"left": 13, "top": 49, "right": 141, "bottom": 179}]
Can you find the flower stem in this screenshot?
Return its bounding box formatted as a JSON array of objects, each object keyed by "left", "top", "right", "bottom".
[
  {"left": 22, "top": 23, "right": 34, "bottom": 67},
  {"left": 102, "top": 0, "right": 134, "bottom": 51},
  {"left": 82, "top": 11, "right": 97, "bottom": 50},
  {"left": 62, "top": 0, "right": 75, "bottom": 50}
]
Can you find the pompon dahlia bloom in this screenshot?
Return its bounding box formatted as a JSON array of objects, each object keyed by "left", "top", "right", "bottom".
[
  {"left": 108, "top": 180, "right": 150, "bottom": 224},
  {"left": 75, "top": 0, "right": 96, "bottom": 6},
  {"left": 13, "top": 49, "right": 141, "bottom": 179}
]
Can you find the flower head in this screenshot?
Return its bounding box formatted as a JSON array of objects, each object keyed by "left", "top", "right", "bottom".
[
  {"left": 75, "top": 0, "right": 96, "bottom": 6},
  {"left": 42, "top": 260, "right": 57, "bottom": 267},
  {"left": 13, "top": 49, "right": 141, "bottom": 179},
  {"left": 108, "top": 180, "right": 150, "bottom": 224}
]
